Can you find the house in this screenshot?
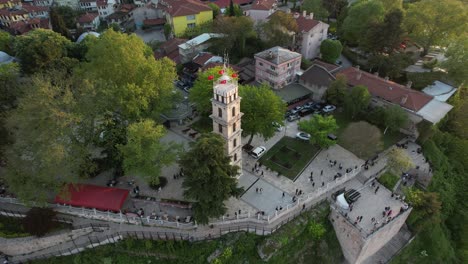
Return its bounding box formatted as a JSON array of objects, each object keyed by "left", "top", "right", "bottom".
[
  {"left": 8, "top": 17, "right": 50, "bottom": 34},
  {"left": 0, "top": 2, "right": 49, "bottom": 32},
  {"left": 31, "top": 0, "right": 52, "bottom": 7},
  {"left": 78, "top": 12, "right": 100, "bottom": 30},
  {"left": 338, "top": 67, "right": 453, "bottom": 128},
  {"left": 154, "top": 37, "right": 186, "bottom": 64},
  {"left": 53, "top": 0, "right": 79, "bottom": 8},
  {"left": 105, "top": 4, "right": 135, "bottom": 27},
  {"left": 97, "top": 0, "right": 118, "bottom": 19},
  {"left": 178, "top": 33, "right": 224, "bottom": 63},
  {"left": 293, "top": 11, "right": 328, "bottom": 60},
  {"left": 254, "top": 46, "right": 302, "bottom": 89},
  {"left": 299, "top": 64, "right": 336, "bottom": 101},
  {"left": 79, "top": 0, "right": 97, "bottom": 11},
  {"left": 0, "top": 0, "right": 20, "bottom": 9},
  {"left": 157, "top": 0, "right": 212, "bottom": 37},
  {"left": 192, "top": 52, "right": 223, "bottom": 67},
  {"left": 246, "top": 0, "right": 277, "bottom": 21},
  {"left": 422, "top": 81, "right": 457, "bottom": 102}
]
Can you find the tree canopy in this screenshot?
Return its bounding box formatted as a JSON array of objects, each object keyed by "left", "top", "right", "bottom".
[
  {"left": 326, "top": 74, "right": 347, "bottom": 105},
  {"left": 262, "top": 11, "right": 298, "bottom": 48},
  {"left": 362, "top": 9, "right": 404, "bottom": 53},
  {"left": 320, "top": 39, "right": 342, "bottom": 63},
  {"left": 302, "top": 0, "right": 329, "bottom": 20},
  {"left": 298, "top": 115, "right": 338, "bottom": 148},
  {"left": 240, "top": 84, "right": 286, "bottom": 145},
  {"left": 212, "top": 16, "right": 256, "bottom": 59},
  {"left": 344, "top": 85, "right": 371, "bottom": 119},
  {"left": 341, "top": 0, "right": 385, "bottom": 45},
  {"left": 118, "top": 119, "right": 180, "bottom": 185},
  {"left": 386, "top": 148, "right": 414, "bottom": 175},
  {"left": 404, "top": 0, "right": 468, "bottom": 55},
  {"left": 180, "top": 133, "right": 243, "bottom": 224},
  {"left": 383, "top": 105, "right": 408, "bottom": 134},
  {"left": 441, "top": 35, "right": 468, "bottom": 86}
]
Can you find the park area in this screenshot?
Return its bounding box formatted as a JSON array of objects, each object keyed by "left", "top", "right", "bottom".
[{"left": 259, "top": 137, "right": 320, "bottom": 180}]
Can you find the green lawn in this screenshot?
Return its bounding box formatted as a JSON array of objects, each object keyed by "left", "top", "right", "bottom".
[
  {"left": 0, "top": 216, "right": 30, "bottom": 238},
  {"left": 190, "top": 115, "right": 212, "bottom": 133},
  {"left": 382, "top": 130, "right": 405, "bottom": 149},
  {"left": 378, "top": 172, "right": 400, "bottom": 190},
  {"left": 259, "top": 137, "right": 320, "bottom": 180}
]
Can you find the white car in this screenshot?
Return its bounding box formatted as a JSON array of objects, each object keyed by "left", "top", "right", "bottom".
[
  {"left": 322, "top": 105, "right": 337, "bottom": 113},
  {"left": 296, "top": 132, "right": 311, "bottom": 141},
  {"left": 250, "top": 146, "right": 266, "bottom": 159}
]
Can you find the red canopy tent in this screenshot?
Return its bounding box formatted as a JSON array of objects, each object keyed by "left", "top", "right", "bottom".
[{"left": 54, "top": 184, "right": 129, "bottom": 212}]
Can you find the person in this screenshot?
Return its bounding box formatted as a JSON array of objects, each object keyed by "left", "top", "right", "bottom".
[
  {"left": 282, "top": 192, "right": 285, "bottom": 198},
  {"left": 256, "top": 187, "right": 258, "bottom": 193},
  {"left": 320, "top": 170, "right": 323, "bottom": 175},
  {"left": 302, "top": 204, "right": 305, "bottom": 210}
]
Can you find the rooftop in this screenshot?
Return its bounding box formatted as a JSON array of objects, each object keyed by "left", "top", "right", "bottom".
[
  {"left": 158, "top": 0, "right": 211, "bottom": 17},
  {"left": 422, "top": 80, "right": 457, "bottom": 102},
  {"left": 300, "top": 64, "right": 336, "bottom": 87},
  {"left": 312, "top": 59, "right": 341, "bottom": 73},
  {"left": 254, "top": 46, "right": 301, "bottom": 65},
  {"left": 338, "top": 67, "right": 433, "bottom": 112},
  {"left": 178, "top": 33, "right": 224, "bottom": 50},
  {"left": 273, "top": 83, "right": 311, "bottom": 103},
  {"left": 193, "top": 52, "right": 214, "bottom": 66},
  {"left": 333, "top": 178, "right": 409, "bottom": 236},
  {"left": 78, "top": 12, "right": 99, "bottom": 24},
  {"left": 212, "top": 0, "right": 253, "bottom": 8},
  {"left": 251, "top": 0, "right": 276, "bottom": 10}
]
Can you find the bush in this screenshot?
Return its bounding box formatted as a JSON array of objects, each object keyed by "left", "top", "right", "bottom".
[
  {"left": 378, "top": 172, "right": 399, "bottom": 190},
  {"left": 149, "top": 177, "right": 168, "bottom": 190},
  {"left": 23, "top": 207, "right": 58, "bottom": 237}
]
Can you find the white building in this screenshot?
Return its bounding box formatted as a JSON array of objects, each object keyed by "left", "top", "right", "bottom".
[
  {"left": 178, "top": 33, "right": 224, "bottom": 63},
  {"left": 246, "top": 0, "right": 277, "bottom": 22},
  {"left": 210, "top": 67, "right": 243, "bottom": 175},
  {"left": 97, "top": 0, "right": 117, "bottom": 19},
  {"left": 79, "top": 0, "right": 97, "bottom": 11},
  {"left": 293, "top": 11, "right": 329, "bottom": 60}
]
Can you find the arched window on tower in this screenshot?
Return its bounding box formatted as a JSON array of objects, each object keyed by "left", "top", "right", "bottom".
[
  {"left": 232, "top": 107, "right": 235, "bottom": 117},
  {"left": 218, "top": 107, "right": 222, "bottom": 118}
]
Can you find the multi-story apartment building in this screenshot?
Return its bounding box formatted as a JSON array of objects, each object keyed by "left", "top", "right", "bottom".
[
  {"left": 158, "top": 0, "right": 212, "bottom": 37},
  {"left": 294, "top": 11, "right": 329, "bottom": 59},
  {"left": 254, "top": 46, "right": 301, "bottom": 89}
]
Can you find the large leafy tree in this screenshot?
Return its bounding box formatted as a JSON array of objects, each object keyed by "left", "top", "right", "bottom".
[
  {"left": 50, "top": 7, "right": 70, "bottom": 39},
  {"left": 4, "top": 73, "right": 86, "bottom": 204},
  {"left": 118, "top": 119, "right": 180, "bottom": 185},
  {"left": 344, "top": 85, "right": 371, "bottom": 119},
  {"left": 323, "top": 0, "right": 347, "bottom": 19},
  {"left": 54, "top": 6, "right": 80, "bottom": 29},
  {"left": 189, "top": 66, "right": 235, "bottom": 116},
  {"left": 404, "top": 188, "right": 442, "bottom": 232},
  {"left": 441, "top": 35, "right": 468, "bottom": 86},
  {"left": 362, "top": 9, "right": 404, "bottom": 53},
  {"left": 320, "top": 39, "right": 342, "bottom": 63},
  {"left": 262, "top": 11, "right": 298, "bottom": 48},
  {"left": 341, "top": 0, "right": 385, "bottom": 45},
  {"left": 240, "top": 84, "right": 286, "bottom": 145},
  {"left": 302, "top": 0, "right": 329, "bottom": 20},
  {"left": 404, "top": 0, "right": 468, "bottom": 55},
  {"left": 298, "top": 115, "right": 338, "bottom": 148},
  {"left": 13, "top": 29, "right": 72, "bottom": 74},
  {"left": 383, "top": 105, "right": 408, "bottom": 134},
  {"left": 377, "top": 0, "right": 402, "bottom": 12},
  {"left": 386, "top": 148, "right": 414, "bottom": 175},
  {"left": 0, "top": 30, "right": 13, "bottom": 54},
  {"left": 77, "top": 30, "right": 177, "bottom": 120},
  {"left": 326, "top": 74, "right": 347, "bottom": 105},
  {"left": 212, "top": 16, "right": 256, "bottom": 58},
  {"left": 368, "top": 53, "right": 412, "bottom": 79},
  {"left": 180, "top": 133, "right": 243, "bottom": 224},
  {"left": 0, "top": 63, "right": 20, "bottom": 111}
]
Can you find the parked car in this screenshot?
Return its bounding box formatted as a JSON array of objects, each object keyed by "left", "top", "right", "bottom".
[
  {"left": 294, "top": 105, "right": 304, "bottom": 112},
  {"left": 287, "top": 114, "right": 300, "bottom": 122},
  {"left": 312, "top": 103, "right": 324, "bottom": 111},
  {"left": 327, "top": 134, "right": 338, "bottom": 140},
  {"left": 250, "top": 146, "right": 266, "bottom": 159},
  {"left": 299, "top": 108, "right": 314, "bottom": 117},
  {"left": 272, "top": 122, "right": 284, "bottom": 131},
  {"left": 296, "top": 132, "right": 311, "bottom": 141},
  {"left": 303, "top": 102, "right": 315, "bottom": 109},
  {"left": 175, "top": 80, "right": 185, "bottom": 89},
  {"left": 322, "top": 105, "right": 337, "bottom": 113}
]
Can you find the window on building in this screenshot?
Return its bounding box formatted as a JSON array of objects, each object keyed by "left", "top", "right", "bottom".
[
  {"left": 186, "top": 15, "right": 195, "bottom": 20},
  {"left": 218, "top": 107, "right": 222, "bottom": 118},
  {"left": 233, "top": 122, "right": 236, "bottom": 132},
  {"left": 187, "top": 23, "right": 196, "bottom": 28},
  {"left": 233, "top": 153, "right": 237, "bottom": 161},
  {"left": 270, "top": 65, "right": 276, "bottom": 70},
  {"left": 216, "top": 94, "right": 219, "bottom": 101},
  {"left": 218, "top": 124, "right": 223, "bottom": 133},
  {"left": 233, "top": 138, "right": 237, "bottom": 147},
  {"left": 232, "top": 107, "right": 235, "bottom": 117},
  {"left": 259, "top": 62, "right": 263, "bottom": 66},
  {"left": 222, "top": 96, "right": 225, "bottom": 104}
]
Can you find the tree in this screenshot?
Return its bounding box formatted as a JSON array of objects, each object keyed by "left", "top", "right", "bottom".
[
  {"left": 404, "top": 0, "right": 468, "bottom": 55},
  {"left": 118, "top": 120, "right": 180, "bottom": 185},
  {"left": 404, "top": 188, "right": 442, "bottom": 232},
  {"left": 4, "top": 73, "right": 86, "bottom": 204},
  {"left": 0, "top": 30, "right": 13, "bottom": 54},
  {"left": 23, "top": 207, "right": 58, "bottom": 237},
  {"left": 441, "top": 35, "right": 468, "bottom": 86},
  {"left": 77, "top": 30, "right": 177, "bottom": 119},
  {"left": 326, "top": 74, "right": 347, "bottom": 105},
  {"left": 180, "top": 133, "right": 244, "bottom": 224},
  {"left": 13, "top": 29, "right": 72, "bottom": 74},
  {"left": 368, "top": 53, "right": 412, "bottom": 79},
  {"left": 308, "top": 220, "right": 326, "bottom": 240},
  {"left": 50, "top": 7, "right": 70, "bottom": 39},
  {"left": 163, "top": 24, "right": 172, "bottom": 39},
  {"left": 323, "top": 0, "right": 347, "bottom": 19},
  {"left": 298, "top": 115, "right": 338, "bottom": 148},
  {"left": 229, "top": 0, "right": 235, "bottom": 16},
  {"left": 262, "top": 11, "right": 298, "bottom": 48},
  {"left": 189, "top": 66, "right": 235, "bottom": 115},
  {"left": 212, "top": 16, "right": 256, "bottom": 58},
  {"left": 225, "top": 2, "right": 243, "bottom": 17},
  {"left": 340, "top": 121, "right": 383, "bottom": 158},
  {"left": 208, "top": 3, "right": 220, "bottom": 18},
  {"left": 302, "top": 0, "right": 329, "bottom": 20},
  {"left": 54, "top": 6, "right": 80, "bottom": 29},
  {"left": 240, "top": 84, "right": 286, "bottom": 145},
  {"left": 386, "top": 148, "right": 414, "bottom": 175},
  {"left": 341, "top": 0, "right": 385, "bottom": 45},
  {"left": 344, "top": 85, "right": 371, "bottom": 119},
  {"left": 382, "top": 105, "right": 408, "bottom": 134},
  {"left": 0, "top": 63, "right": 20, "bottom": 111},
  {"left": 377, "top": 0, "right": 402, "bottom": 12},
  {"left": 362, "top": 9, "right": 404, "bottom": 53},
  {"left": 320, "top": 39, "right": 342, "bottom": 63}
]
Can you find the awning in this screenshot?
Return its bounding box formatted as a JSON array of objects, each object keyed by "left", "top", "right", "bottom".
[{"left": 337, "top": 193, "right": 349, "bottom": 210}]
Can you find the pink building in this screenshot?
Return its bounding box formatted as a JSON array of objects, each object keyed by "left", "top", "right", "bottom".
[{"left": 254, "top": 46, "right": 302, "bottom": 89}]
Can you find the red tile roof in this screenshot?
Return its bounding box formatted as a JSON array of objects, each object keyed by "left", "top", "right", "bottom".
[
  {"left": 158, "top": 0, "right": 211, "bottom": 17},
  {"left": 193, "top": 52, "right": 213, "bottom": 66},
  {"left": 312, "top": 59, "right": 341, "bottom": 73},
  {"left": 251, "top": 0, "right": 276, "bottom": 11},
  {"left": 154, "top": 38, "right": 187, "bottom": 64},
  {"left": 295, "top": 14, "right": 320, "bottom": 32},
  {"left": 143, "top": 18, "right": 166, "bottom": 26},
  {"left": 9, "top": 18, "right": 49, "bottom": 34},
  {"left": 22, "top": 3, "right": 49, "bottom": 13},
  {"left": 78, "top": 12, "right": 99, "bottom": 24},
  {"left": 338, "top": 67, "right": 433, "bottom": 112},
  {"left": 212, "top": 0, "right": 253, "bottom": 8}
]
